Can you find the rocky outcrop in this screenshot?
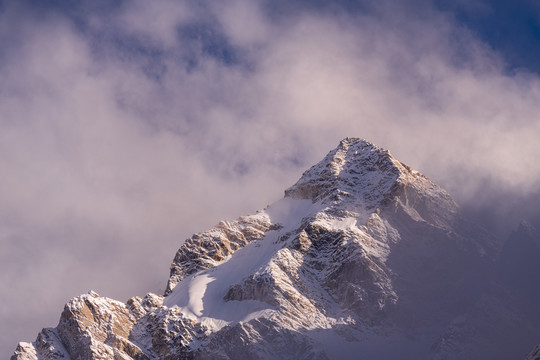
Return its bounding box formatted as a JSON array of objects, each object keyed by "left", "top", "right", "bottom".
[
  {"left": 12, "top": 291, "right": 205, "bottom": 360},
  {"left": 13, "top": 291, "right": 143, "bottom": 360},
  {"left": 166, "top": 215, "right": 276, "bottom": 295}
]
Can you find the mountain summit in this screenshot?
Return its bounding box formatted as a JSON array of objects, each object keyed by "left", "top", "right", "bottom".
[
  {"left": 12, "top": 138, "right": 538, "bottom": 359},
  {"left": 285, "top": 138, "right": 459, "bottom": 228}
]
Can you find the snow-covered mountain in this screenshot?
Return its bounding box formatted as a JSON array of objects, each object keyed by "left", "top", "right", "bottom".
[{"left": 11, "top": 138, "right": 540, "bottom": 359}]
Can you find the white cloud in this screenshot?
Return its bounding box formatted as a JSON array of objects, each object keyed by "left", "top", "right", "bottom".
[{"left": 212, "top": 0, "right": 272, "bottom": 48}]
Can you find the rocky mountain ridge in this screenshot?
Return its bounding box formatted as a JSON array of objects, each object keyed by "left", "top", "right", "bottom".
[{"left": 12, "top": 138, "right": 540, "bottom": 359}]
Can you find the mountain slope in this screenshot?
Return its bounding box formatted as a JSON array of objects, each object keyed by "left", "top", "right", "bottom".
[{"left": 13, "top": 138, "right": 535, "bottom": 360}]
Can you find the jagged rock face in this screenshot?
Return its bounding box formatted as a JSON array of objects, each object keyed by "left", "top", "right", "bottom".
[
  {"left": 12, "top": 138, "right": 536, "bottom": 360},
  {"left": 13, "top": 292, "right": 141, "bottom": 360},
  {"left": 12, "top": 291, "right": 204, "bottom": 360},
  {"left": 56, "top": 291, "right": 138, "bottom": 359},
  {"left": 165, "top": 215, "right": 275, "bottom": 295}
]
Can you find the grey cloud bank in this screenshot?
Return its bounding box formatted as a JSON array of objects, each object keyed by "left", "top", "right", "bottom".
[{"left": 1, "top": 0, "right": 540, "bottom": 355}]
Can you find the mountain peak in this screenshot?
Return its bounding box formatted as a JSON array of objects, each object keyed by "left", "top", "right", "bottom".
[
  {"left": 14, "top": 138, "right": 511, "bottom": 360},
  {"left": 285, "top": 137, "right": 422, "bottom": 207}
]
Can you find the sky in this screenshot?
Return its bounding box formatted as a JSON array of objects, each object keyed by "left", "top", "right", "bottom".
[{"left": 1, "top": 0, "right": 540, "bottom": 355}]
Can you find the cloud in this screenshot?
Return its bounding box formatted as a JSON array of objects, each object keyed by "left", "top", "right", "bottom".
[{"left": 1, "top": 0, "right": 540, "bottom": 355}]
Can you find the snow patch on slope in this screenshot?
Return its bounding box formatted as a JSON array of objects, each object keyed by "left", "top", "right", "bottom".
[{"left": 165, "top": 197, "right": 324, "bottom": 331}]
